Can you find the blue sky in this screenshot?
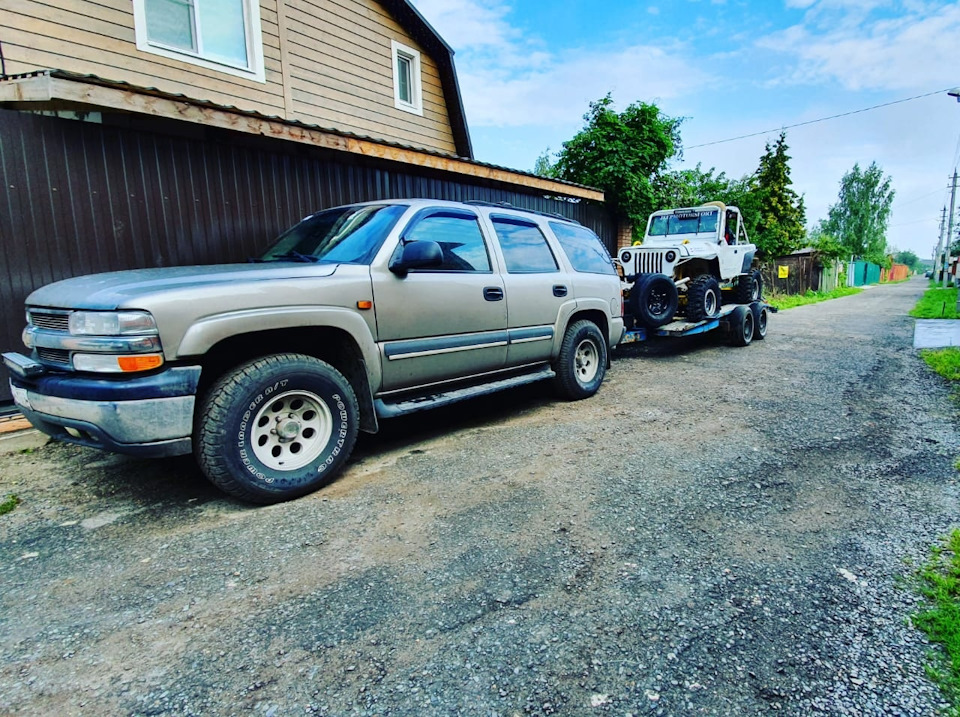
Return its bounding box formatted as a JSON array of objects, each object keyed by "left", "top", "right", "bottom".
[{"left": 410, "top": 0, "right": 960, "bottom": 258}]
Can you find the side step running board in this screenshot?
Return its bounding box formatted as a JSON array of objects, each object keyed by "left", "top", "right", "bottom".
[{"left": 374, "top": 367, "right": 556, "bottom": 419}]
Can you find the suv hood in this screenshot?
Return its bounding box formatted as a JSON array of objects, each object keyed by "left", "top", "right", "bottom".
[{"left": 26, "top": 264, "right": 340, "bottom": 310}]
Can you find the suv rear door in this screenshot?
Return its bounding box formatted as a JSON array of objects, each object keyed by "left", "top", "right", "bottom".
[{"left": 486, "top": 214, "right": 573, "bottom": 366}]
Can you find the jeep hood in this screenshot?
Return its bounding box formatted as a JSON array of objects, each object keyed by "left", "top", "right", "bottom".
[{"left": 27, "top": 263, "right": 340, "bottom": 310}]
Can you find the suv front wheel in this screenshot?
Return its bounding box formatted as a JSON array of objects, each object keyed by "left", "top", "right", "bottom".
[
  {"left": 554, "top": 320, "right": 607, "bottom": 400},
  {"left": 196, "top": 353, "right": 359, "bottom": 504}
]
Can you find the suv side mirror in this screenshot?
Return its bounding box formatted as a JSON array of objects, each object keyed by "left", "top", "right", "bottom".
[{"left": 389, "top": 240, "right": 443, "bottom": 276}]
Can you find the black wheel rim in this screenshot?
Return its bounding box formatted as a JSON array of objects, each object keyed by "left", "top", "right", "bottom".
[{"left": 649, "top": 287, "right": 669, "bottom": 316}]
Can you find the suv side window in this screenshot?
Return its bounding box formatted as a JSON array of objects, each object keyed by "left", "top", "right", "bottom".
[
  {"left": 549, "top": 222, "right": 616, "bottom": 275},
  {"left": 491, "top": 216, "right": 558, "bottom": 273},
  {"left": 404, "top": 211, "right": 491, "bottom": 272}
]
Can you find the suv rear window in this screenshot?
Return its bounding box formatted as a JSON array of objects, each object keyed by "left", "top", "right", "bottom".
[
  {"left": 549, "top": 222, "right": 615, "bottom": 275},
  {"left": 491, "top": 216, "right": 558, "bottom": 273}
]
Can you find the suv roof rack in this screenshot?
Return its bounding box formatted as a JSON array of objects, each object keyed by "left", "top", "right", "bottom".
[{"left": 463, "top": 200, "right": 580, "bottom": 225}]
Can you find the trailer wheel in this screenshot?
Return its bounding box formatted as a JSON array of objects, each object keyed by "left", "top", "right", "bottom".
[
  {"left": 751, "top": 303, "right": 768, "bottom": 340},
  {"left": 554, "top": 320, "right": 607, "bottom": 400},
  {"left": 728, "top": 306, "right": 754, "bottom": 347},
  {"left": 631, "top": 273, "right": 678, "bottom": 328},
  {"left": 734, "top": 269, "right": 763, "bottom": 304},
  {"left": 686, "top": 275, "right": 721, "bottom": 322}
]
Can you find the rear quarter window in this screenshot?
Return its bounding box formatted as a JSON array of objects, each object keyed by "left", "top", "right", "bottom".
[{"left": 548, "top": 222, "right": 616, "bottom": 275}]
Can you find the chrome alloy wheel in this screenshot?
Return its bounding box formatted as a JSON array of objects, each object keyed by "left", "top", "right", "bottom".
[{"left": 251, "top": 390, "right": 333, "bottom": 471}]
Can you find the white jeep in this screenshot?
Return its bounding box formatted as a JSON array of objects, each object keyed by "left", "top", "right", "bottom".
[{"left": 617, "top": 202, "right": 762, "bottom": 328}]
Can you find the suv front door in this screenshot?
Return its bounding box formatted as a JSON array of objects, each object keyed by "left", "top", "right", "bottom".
[{"left": 372, "top": 208, "right": 508, "bottom": 392}]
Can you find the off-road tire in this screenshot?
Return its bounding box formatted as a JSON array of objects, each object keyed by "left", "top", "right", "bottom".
[
  {"left": 631, "top": 273, "right": 678, "bottom": 328},
  {"left": 195, "top": 353, "right": 359, "bottom": 504},
  {"left": 686, "top": 275, "right": 721, "bottom": 322},
  {"left": 728, "top": 305, "right": 755, "bottom": 347},
  {"left": 751, "top": 302, "right": 768, "bottom": 340},
  {"left": 734, "top": 269, "right": 763, "bottom": 304},
  {"left": 554, "top": 320, "right": 607, "bottom": 400}
]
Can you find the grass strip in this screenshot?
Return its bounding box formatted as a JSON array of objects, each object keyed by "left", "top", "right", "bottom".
[
  {"left": 766, "top": 286, "right": 862, "bottom": 311},
  {"left": 0, "top": 494, "right": 20, "bottom": 516},
  {"left": 910, "top": 287, "right": 959, "bottom": 319},
  {"left": 914, "top": 529, "right": 960, "bottom": 714},
  {"left": 922, "top": 349, "right": 960, "bottom": 382}
]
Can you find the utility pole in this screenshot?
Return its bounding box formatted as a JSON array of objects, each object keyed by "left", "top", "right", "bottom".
[
  {"left": 935, "top": 207, "right": 947, "bottom": 280},
  {"left": 945, "top": 171, "right": 958, "bottom": 288}
]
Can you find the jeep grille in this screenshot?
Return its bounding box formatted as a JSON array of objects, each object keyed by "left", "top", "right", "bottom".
[{"left": 621, "top": 249, "right": 669, "bottom": 275}]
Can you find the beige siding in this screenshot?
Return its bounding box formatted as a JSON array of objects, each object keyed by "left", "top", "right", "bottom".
[
  {"left": 283, "top": 0, "right": 457, "bottom": 154},
  {"left": 1, "top": 0, "right": 459, "bottom": 155},
  {"left": 0, "top": 0, "right": 287, "bottom": 113}
]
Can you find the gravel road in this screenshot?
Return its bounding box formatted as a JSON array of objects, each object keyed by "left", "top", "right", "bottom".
[{"left": 1, "top": 277, "right": 958, "bottom": 716}]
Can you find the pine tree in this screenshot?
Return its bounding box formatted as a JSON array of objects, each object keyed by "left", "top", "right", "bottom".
[{"left": 749, "top": 132, "right": 806, "bottom": 258}]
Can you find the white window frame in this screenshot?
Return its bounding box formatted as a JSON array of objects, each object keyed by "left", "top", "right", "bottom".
[
  {"left": 132, "top": 0, "right": 266, "bottom": 83},
  {"left": 391, "top": 40, "right": 423, "bottom": 116}
]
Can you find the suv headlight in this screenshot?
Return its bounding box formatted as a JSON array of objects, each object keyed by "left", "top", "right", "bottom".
[{"left": 68, "top": 311, "right": 158, "bottom": 336}]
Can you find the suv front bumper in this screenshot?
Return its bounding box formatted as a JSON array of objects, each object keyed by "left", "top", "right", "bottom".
[{"left": 3, "top": 353, "right": 200, "bottom": 458}]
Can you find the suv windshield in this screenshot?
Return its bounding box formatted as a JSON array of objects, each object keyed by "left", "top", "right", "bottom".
[
  {"left": 648, "top": 210, "right": 718, "bottom": 237},
  {"left": 261, "top": 204, "right": 407, "bottom": 264}
]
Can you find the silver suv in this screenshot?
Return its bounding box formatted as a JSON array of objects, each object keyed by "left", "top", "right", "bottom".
[{"left": 4, "top": 199, "right": 624, "bottom": 503}]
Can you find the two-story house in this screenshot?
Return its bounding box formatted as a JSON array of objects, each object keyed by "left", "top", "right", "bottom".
[{"left": 0, "top": 0, "right": 612, "bottom": 404}]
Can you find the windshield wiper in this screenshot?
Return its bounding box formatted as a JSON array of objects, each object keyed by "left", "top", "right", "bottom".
[{"left": 268, "top": 251, "right": 320, "bottom": 263}]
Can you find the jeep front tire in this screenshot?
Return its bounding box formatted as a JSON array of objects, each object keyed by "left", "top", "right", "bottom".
[{"left": 196, "top": 353, "right": 359, "bottom": 504}]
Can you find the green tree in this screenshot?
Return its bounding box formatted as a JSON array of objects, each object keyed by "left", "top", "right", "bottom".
[
  {"left": 553, "top": 95, "right": 682, "bottom": 231},
  {"left": 749, "top": 132, "right": 806, "bottom": 258},
  {"left": 532, "top": 149, "right": 556, "bottom": 178},
  {"left": 893, "top": 250, "right": 922, "bottom": 273},
  {"left": 823, "top": 162, "right": 895, "bottom": 265},
  {"left": 808, "top": 222, "right": 848, "bottom": 262},
  {"left": 652, "top": 164, "right": 735, "bottom": 210}
]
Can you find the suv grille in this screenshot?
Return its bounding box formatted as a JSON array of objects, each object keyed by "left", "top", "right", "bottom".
[
  {"left": 36, "top": 347, "right": 71, "bottom": 365},
  {"left": 29, "top": 310, "right": 70, "bottom": 331}
]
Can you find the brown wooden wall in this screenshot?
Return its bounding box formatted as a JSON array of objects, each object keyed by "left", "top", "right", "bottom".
[
  {"left": 0, "top": 110, "right": 614, "bottom": 404},
  {"left": 0, "top": 0, "right": 457, "bottom": 154}
]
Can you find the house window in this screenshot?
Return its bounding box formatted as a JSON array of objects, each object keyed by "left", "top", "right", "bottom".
[
  {"left": 391, "top": 40, "right": 423, "bottom": 116},
  {"left": 133, "top": 0, "right": 265, "bottom": 82}
]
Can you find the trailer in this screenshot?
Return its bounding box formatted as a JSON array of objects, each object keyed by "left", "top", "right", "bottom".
[{"left": 619, "top": 300, "right": 776, "bottom": 347}]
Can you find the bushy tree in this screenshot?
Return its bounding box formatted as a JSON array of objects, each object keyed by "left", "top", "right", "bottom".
[
  {"left": 808, "top": 222, "right": 847, "bottom": 262},
  {"left": 893, "top": 250, "right": 922, "bottom": 273},
  {"left": 823, "top": 162, "right": 894, "bottom": 265},
  {"left": 749, "top": 132, "right": 807, "bottom": 258},
  {"left": 553, "top": 95, "right": 682, "bottom": 230},
  {"left": 652, "top": 165, "right": 735, "bottom": 210},
  {"left": 532, "top": 149, "right": 556, "bottom": 178}
]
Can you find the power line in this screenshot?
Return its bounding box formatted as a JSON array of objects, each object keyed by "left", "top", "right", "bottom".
[{"left": 685, "top": 88, "right": 955, "bottom": 150}]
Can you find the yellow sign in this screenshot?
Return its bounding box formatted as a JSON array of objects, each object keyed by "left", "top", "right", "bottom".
[{"left": 778, "top": 265, "right": 789, "bottom": 278}]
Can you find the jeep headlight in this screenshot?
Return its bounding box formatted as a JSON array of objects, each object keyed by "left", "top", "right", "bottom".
[{"left": 68, "top": 311, "right": 158, "bottom": 336}]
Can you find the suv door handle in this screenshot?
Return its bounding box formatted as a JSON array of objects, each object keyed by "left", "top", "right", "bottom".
[
  {"left": 553, "top": 285, "right": 568, "bottom": 297},
  {"left": 483, "top": 286, "right": 504, "bottom": 301}
]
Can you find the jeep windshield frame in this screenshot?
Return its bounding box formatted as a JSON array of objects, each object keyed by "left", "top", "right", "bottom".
[
  {"left": 261, "top": 204, "right": 408, "bottom": 265},
  {"left": 646, "top": 209, "right": 719, "bottom": 240}
]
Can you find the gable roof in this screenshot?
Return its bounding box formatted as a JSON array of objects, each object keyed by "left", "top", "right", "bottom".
[{"left": 380, "top": 0, "right": 473, "bottom": 159}]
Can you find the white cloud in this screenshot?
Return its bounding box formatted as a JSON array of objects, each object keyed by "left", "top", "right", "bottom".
[
  {"left": 412, "top": 0, "right": 713, "bottom": 129},
  {"left": 758, "top": 2, "right": 960, "bottom": 90}
]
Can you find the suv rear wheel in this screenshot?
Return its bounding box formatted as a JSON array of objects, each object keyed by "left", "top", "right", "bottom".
[
  {"left": 554, "top": 320, "right": 607, "bottom": 400},
  {"left": 196, "top": 353, "right": 359, "bottom": 504}
]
